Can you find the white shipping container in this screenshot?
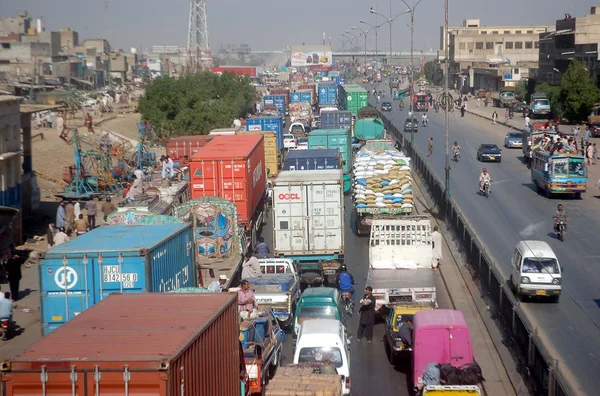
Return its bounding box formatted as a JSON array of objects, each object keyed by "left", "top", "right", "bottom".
[{"left": 272, "top": 170, "right": 344, "bottom": 256}]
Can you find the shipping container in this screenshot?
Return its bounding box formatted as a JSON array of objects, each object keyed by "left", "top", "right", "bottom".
[
  {"left": 246, "top": 116, "right": 284, "bottom": 150},
  {"left": 329, "top": 71, "right": 340, "bottom": 78},
  {"left": 39, "top": 223, "right": 195, "bottom": 334},
  {"left": 290, "top": 90, "right": 312, "bottom": 105},
  {"left": 333, "top": 76, "right": 345, "bottom": 86},
  {"left": 338, "top": 84, "right": 369, "bottom": 116},
  {"left": 165, "top": 135, "right": 215, "bottom": 162},
  {"left": 209, "top": 127, "right": 238, "bottom": 135},
  {"left": 270, "top": 88, "right": 290, "bottom": 109},
  {"left": 211, "top": 66, "right": 257, "bottom": 77},
  {"left": 263, "top": 94, "right": 286, "bottom": 115},
  {"left": 298, "top": 84, "right": 317, "bottom": 104},
  {"left": 320, "top": 110, "right": 353, "bottom": 130},
  {"left": 354, "top": 118, "right": 386, "bottom": 141},
  {"left": 272, "top": 170, "right": 344, "bottom": 257},
  {"left": 308, "top": 129, "right": 352, "bottom": 192},
  {"left": 5, "top": 293, "right": 240, "bottom": 396},
  {"left": 284, "top": 149, "right": 341, "bottom": 171},
  {"left": 237, "top": 130, "right": 280, "bottom": 178},
  {"left": 318, "top": 81, "right": 338, "bottom": 106},
  {"left": 189, "top": 135, "right": 267, "bottom": 246}
]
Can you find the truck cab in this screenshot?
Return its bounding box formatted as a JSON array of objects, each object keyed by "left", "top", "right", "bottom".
[
  {"left": 510, "top": 240, "right": 562, "bottom": 303},
  {"left": 384, "top": 304, "right": 435, "bottom": 364},
  {"left": 294, "top": 287, "right": 345, "bottom": 336},
  {"left": 530, "top": 93, "right": 551, "bottom": 118}
]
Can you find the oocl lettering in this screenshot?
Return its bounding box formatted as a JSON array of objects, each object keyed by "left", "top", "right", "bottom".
[
  {"left": 252, "top": 160, "right": 263, "bottom": 188},
  {"left": 279, "top": 193, "right": 301, "bottom": 200}
]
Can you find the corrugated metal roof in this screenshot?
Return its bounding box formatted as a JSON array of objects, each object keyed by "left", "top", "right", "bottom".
[
  {"left": 45, "top": 223, "right": 189, "bottom": 255},
  {"left": 192, "top": 134, "right": 262, "bottom": 160},
  {"left": 13, "top": 293, "right": 235, "bottom": 362}
]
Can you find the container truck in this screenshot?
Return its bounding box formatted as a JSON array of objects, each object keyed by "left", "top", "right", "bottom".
[
  {"left": 530, "top": 92, "right": 551, "bottom": 119},
  {"left": 284, "top": 148, "right": 342, "bottom": 171},
  {"left": 338, "top": 84, "right": 369, "bottom": 116},
  {"left": 165, "top": 135, "right": 214, "bottom": 163},
  {"left": 290, "top": 90, "right": 313, "bottom": 105},
  {"left": 263, "top": 94, "right": 286, "bottom": 116},
  {"left": 319, "top": 81, "right": 338, "bottom": 106},
  {"left": 246, "top": 116, "right": 284, "bottom": 150},
  {"left": 237, "top": 130, "right": 281, "bottom": 178},
  {"left": 272, "top": 170, "right": 344, "bottom": 285},
  {"left": 209, "top": 127, "right": 238, "bottom": 135},
  {"left": 4, "top": 293, "right": 241, "bottom": 396},
  {"left": 297, "top": 84, "right": 317, "bottom": 104},
  {"left": 270, "top": 88, "right": 290, "bottom": 110},
  {"left": 308, "top": 129, "right": 352, "bottom": 193},
  {"left": 354, "top": 118, "right": 385, "bottom": 141},
  {"left": 39, "top": 223, "right": 195, "bottom": 334},
  {"left": 289, "top": 102, "right": 312, "bottom": 125},
  {"left": 320, "top": 110, "right": 353, "bottom": 130},
  {"left": 189, "top": 135, "right": 267, "bottom": 250}
]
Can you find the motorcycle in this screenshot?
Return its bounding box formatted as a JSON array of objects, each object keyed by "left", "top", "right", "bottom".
[
  {"left": 399, "top": 102, "right": 404, "bottom": 111},
  {"left": 340, "top": 290, "right": 355, "bottom": 320},
  {"left": 1, "top": 318, "right": 10, "bottom": 341},
  {"left": 481, "top": 181, "right": 491, "bottom": 197},
  {"left": 556, "top": 220, "right": 566, "bottom": 241},
  {"left": 422, "top": 118, "right": 428, "bottom": 127},
  {"left": 453, "top": 150, "right": 460, "bottom": 162}
]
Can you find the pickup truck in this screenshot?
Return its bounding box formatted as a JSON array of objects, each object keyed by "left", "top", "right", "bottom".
[
  {"left": 240, "top": 308, "right": 285, "bottom": 395},
  {"left": 249, "top": 258, "right": 300, "bottom": 329},
  {"left": 530, "top": 92, "right": 551, "bottom": 119},
  {"left": 266, "top": 363, "right": 342, "bottom": 395}
]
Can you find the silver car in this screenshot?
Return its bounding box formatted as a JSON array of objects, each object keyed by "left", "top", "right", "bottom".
[{"left": 504, "top": 131, "right": 523, "bottom": 148}]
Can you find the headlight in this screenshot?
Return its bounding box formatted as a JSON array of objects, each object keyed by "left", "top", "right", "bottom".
[
  {"left": 552, "top": 278, "right": 561, "bottom": 285},
  {"left": 522, "top": 277, "right": 530, "bottom": 284}
]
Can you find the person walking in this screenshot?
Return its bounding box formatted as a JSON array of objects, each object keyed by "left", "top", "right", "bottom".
[
  {"left": 64, "top": 200, "right": 75, "bottom": 235},
  {"left": 85, "top": 198, "right": 97, "bottom": 230},
  {"left": 427, "top": 137, "right": 433, "bottom": 157},
  {"left": 593, "top": 143, "right": 598, "bottom": 165},
  {"left": 357, "top": 286, "right": 376, "bottom": 343},
  {"left": 56, "top": 201, "right": 66, "bottom": 230},
  {"left": 432, "top": 226, "right": 443, "bottom": 270},
  {"left": 74, "top": 199, "right": 81, "bottom": 220},
  {"left": 6, "top": 251, "right": 23, "bottom": 301},
  {"left": 101, "top": 197, "right": 116, "bottom": 224},
  {"left": 492, "top": 111, "right": 499, "bottom": 125},
  {"left": 86, "top": 113, "right": 94, "bottom": 133},
  {"left": 587, "top": 143, "right": 594, "bottom": 165},
  {"left": 505, "top": 109, "right": 509, "bottom": 123}
]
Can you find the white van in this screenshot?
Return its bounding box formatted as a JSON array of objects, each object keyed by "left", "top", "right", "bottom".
[
  {"left": 510, "top": 240, "right": 562, "bottom": 303},
  {"left": 294, "top": 319, "right": 351, "bottom": 395}
]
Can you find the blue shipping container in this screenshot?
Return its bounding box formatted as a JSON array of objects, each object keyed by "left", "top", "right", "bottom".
[
  {"left": 284, "top": 149, "right": 341, "bottom": 171},
  {"left": 246, "top": 116, "right": 284, "bottom": 150},
  {"left": 263, "top": 95, "right": 286, "bottom": 115},
  {"left": 321, "top": 110, "right": 353, "bottom": 130},
  {"left": 39, "top": 223, "right": 195, "bottom": 335},
  {"left": 290, "top": 91, "right": 312, "bottom": 105},
  {"left": 318, "top": 83, "right": 338, "bottom": 106},
  {"left": 333, "top": 76, "right": 345, "bottom": 86}
]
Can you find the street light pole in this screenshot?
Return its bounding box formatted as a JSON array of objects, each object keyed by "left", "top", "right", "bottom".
[
  {"left": 360, "top": 20, "right": 381, "bottom": 71},
  {"left": 444, "top": 0, "right": 450, "bottom": 199},
  {"left": 352, "top": 27, "right": 370, "bottom": 74}
]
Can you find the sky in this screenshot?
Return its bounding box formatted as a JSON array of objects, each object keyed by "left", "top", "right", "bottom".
[{"left": 1, "top": 0, "right": 597, "bottom": 53}]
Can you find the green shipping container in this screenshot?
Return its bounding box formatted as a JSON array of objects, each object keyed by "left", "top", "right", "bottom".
[
  {"left": 307, "top": 129, "right": 352, "bottom": 193},
  {"left": 338, "top": 84, "right": 369, "bottom": 116}
]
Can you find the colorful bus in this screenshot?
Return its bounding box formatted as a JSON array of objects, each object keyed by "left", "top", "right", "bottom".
[{"left": 531, "top": 149, "right": 587, "bottom": 198}]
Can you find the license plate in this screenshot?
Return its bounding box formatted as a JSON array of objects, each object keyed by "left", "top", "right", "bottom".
[
  {"left": 515, "top": 143, "right": 522, "bottom": 146},
  {"left": 536, "top": 290, "right": 547, "bottom": 296},
  {"left": 489, "top": 156, "right": 495, "bottom": 160},
  {"left": 324, "top": 270, "right": 335, "bottom": 275}
]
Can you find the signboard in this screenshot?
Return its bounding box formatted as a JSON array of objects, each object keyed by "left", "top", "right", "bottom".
[{"left": 291, "top": 45, "right": 332, "bottom": 67}]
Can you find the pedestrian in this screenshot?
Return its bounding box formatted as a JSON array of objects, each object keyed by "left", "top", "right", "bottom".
[
  {"left": 161, "top": 155, "right": 174, "bottom": 180},
  {"left": 476, "top": 97, "right": 481, "bottom": 107},
  {"left": 460, "top": 104, "right": 465, "bottom": 117},
  {"left": 573, "top": 125, "right": 580, "bottom": 140},
  {"left": 6, "top": 251, "right": 22, "bottom": 301},
  {"left": 238, "top": 279, "right": 257, "bottom": 320},
  {"left": 101, "top": 197, "right": 116, "bottom": 224},
  {"left": 47, "top": 222, "right": 56, "bottom": 248},
  {"left": 255, "top": 237, "right": 270, "bottom": 259},
  {"left": 492, "top": 111, "right": 498, "bottom": 125},
  {"left": 427, "top": 137, "right": 433, "bottom": 157},
  {"left": 357, "top": 286, "right": 376, "bottom": 343},
  {"left": 241, "top": 252, "right": 262, "bottom": 279},
  {"left": 584, "top": 126, "right": 591, "bottom": 144},
  {"left": 64, "top": 200, "right": 75, "bottom": 235},
  {"left": 74, "top": 214, "right": 89, "bottom": 236},
  {"left": 587, "top": 143, "right": 594, "bottom": 165},
  {"left": 56, "top": 201, "right": 66, "bottom": 230},
  {"left": 207, "top": 275, "right": 228, "bottom": 292},
  {"left": 505, "top": 109, "right": 509, "bottom": 123},
  {"left": 86, "top": 113, "right": 94, "bottom": 133},
  {"left": 74, "top": 199, "right": 81, "bottom": 220},
  {"left": 593, "top": 143, "right": 598, "bottom": 165},
  {"left": 54, "top": 227, "right": 70, "bottom": 245},
  {"left": 56, "top": 112, "right": 65, "bottom": 133},
  {"left": 85, "top": 198, "right": 97, "bottom": 229},
  {"left": 432, "top": 226, "right": 443, "bottom": 270}
]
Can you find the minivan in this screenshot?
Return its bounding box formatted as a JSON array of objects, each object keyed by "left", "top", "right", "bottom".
[
  {"left": 294, "top": 319, "right": 351, "bottom": 395},
  {"left": 510, "top": 240, "right": 562, "bottom": 303}
]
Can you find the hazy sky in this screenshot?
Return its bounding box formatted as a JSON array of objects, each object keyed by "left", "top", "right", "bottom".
[{"left": 1, "top": 1, "right": 597, "bottom": 52}]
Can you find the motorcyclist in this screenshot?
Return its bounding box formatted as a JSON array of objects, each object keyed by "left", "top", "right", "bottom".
[
  {"left": 479, "top": 168, "right": 491, "bottom": 192},
  {"left": 421, "top": 113, "right": 428, "bottom": 126},
  {"left": 0, "top": 292, "right": 13, "bottom": 340},
  {"left": 452, "top": 141, "right": 461, "bottom": 159},
  {"left": 553, "top": 204, "right": 567, "bottom": 234},
  {"left": 336, "top": 264, "right": 356, "bottom": 303}
]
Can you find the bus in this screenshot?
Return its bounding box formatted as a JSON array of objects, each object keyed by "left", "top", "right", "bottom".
[
  {"left": 522, "top": 126, "right": 556, "bottom": 161},
  {"left": 530, "top": 149, "right": 587, "bottom": 198}
]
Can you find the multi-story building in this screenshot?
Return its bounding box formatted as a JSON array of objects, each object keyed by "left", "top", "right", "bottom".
[
  {"left": 538, "top": 6, "right": 600, "bottom": 85},
  {"left": 0, "top": 96, "right": 22, "bottom": 245},
  {"left": 59, "top": 28, "right": 78, "bottom": 51},
  {"left": 0, "top": 12, "right": 32, "bottom": 36}
]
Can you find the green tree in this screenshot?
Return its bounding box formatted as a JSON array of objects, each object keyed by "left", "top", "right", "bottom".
[
  {"left": 424, "top": 61, "right": 435, "bottom": 83},
  {"left": 514, "top": 80, "right": 527, "bottom": 101},
  {"left": 536, "top": 82, "right": 563, "bottom": 116},
  {"left": 139, "top": 71, "right": 257, "bottom": 139},
  {"left": 558, "top": 60, "right": 600, "bottom": 122}
]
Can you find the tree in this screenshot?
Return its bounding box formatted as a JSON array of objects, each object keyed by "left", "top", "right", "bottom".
[
  {"left": 559, "top": 60, "right": 600, "bottom": 122},
  {"left": 424, "top": 61, "right": 435, "bottom": 83},
  {"left": 139, "top": 71, "right": 257, "bottom": 139},
  {"left": 514, "top": 80, "right": 527, "bottom": 102},
  {"left": 536, "top": 82, "right": 563, "bottom": 116}
]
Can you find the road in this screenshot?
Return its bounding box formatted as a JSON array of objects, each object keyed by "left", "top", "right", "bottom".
[{"left": 373, "top": 88, "right": 600, "bottom": 395}]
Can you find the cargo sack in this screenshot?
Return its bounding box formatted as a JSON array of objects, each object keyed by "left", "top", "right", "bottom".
[
  {"left": 456, "top": 362, "right": 485, "bottom": 385},
  {"left": 422, "top": 362, "right": 441, "bottom": 385},
  {"left": 439, "top": 364, "right": 461, "bottom": 385}
]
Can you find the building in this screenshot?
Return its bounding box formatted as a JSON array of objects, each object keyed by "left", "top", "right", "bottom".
[
  {"left": 538, "top": 6, "right": 600, "bottom": 85},
  {"left": 0, "top": 41, "right": 52, "bottom": 76},
  {"left": 74, "top": 39, "right": 110, "bottom": 57},
  {"left": 0, "top": 96, "right": 22, "bottom": 245},
  {"left": 0, "top": 12, "right": 32, "bottom": 36},
  {"left": 21, "top": 31, "right": 61, "bottom": 56},
  {"left": 59, "top": 28, "right": 78, "bottom": 51}
]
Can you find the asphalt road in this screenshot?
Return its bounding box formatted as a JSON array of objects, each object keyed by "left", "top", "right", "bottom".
[
  {"left": 261, "top": 195, "right": 453, "bottom": 395},
  {"left": 372, "top": 88, "right": 600, "bottom": 395}
]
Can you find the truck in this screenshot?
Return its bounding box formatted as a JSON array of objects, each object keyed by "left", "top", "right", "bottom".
[
  {"left": 264, "top": 94, "right": 287, "bottom": 116},
  {"left": 320, "top": 110, "right": 353, "bottom": 130},
  {"left": 290, "top": 90, "right": 313, "bottom": 105},
  {"left": 289, "top": 102, "right": 312, "bottom": 125},
  {"left": 284, "top": 148, "right": 342, "bottom": 171},
  {"left": 307, "top": 129, "right": 352, "bottom": 193},
  {"left": 272, "top": 170, "right": 344, "bottom": 285},
  {"left": 4, "top": 293, "right": 241, "bottom": 396},
  {"left": 367, "top": 217, "right": 437, "bottom": 311},
  {"left": 189, "top": 134, "right": 267, "bottom": 251},
  {"left": 352, "top": 140, "right": 414, "bottom": 236},
  {"left": 165, "top": 135, "right": 214, "bottom": 163},
  {"left": 338, "top": 84, "right": 369, "bottom": 116},
  {"left": 319, "top": 81, "right": 338, "bottom": 106},
  {"left": 240, "top": 308, "right": 286, "bottom": 395},
  {"left": 266, "top": 364, "right": 343, "bottom": 396},
  {"left": 39, "top": 223, "right": 195, "bottom": 334},
  {"left": 246, "top": 115, "right": 285, "bottom": 151},
  {"left": 493, "top": 86, "right": 517, "bottom": 108},
  {"left": 237, "top": 130, "right": 281, "bottom": 178},
  {"left": 530, "top": 92, "right": 551, "bottom": 118}
]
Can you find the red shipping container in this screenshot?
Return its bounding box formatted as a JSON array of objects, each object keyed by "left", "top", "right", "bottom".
[
  {"left": 165, "top": 135, "right": 215, "bottom": 162},
  {"left": 3, "top": 293, "right": 240, "bottom": 396},
  {"left": 270, "top": 88, "right": 290, "bottom": 109},
  {"left": 189, "top": 134, "right": 266, "bottom": 228},
  {"left": 211, "top": 66, "right": 257, "bottom": 77}
]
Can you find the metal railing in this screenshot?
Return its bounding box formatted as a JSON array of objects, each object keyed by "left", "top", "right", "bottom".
[{"left": 379, "top": 113, "right": 571, "bottom": 396}]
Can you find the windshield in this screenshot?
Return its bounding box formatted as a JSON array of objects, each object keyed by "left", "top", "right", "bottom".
[
  {"left": 508, "top": 133, "right": 522, "bottom": 139},
  {"left": 534, "top": 99, "right": 550, "bottom": 106},
  {"left": 522, "top": 258, "right": 560, "bottom": 274},
  {"left": 298, "top": 347, "right": 344, "bottom": 368},
  {"left": 501, "top": 92, "right": 515, "bottom": 98},
  {"left": 298, "top": 306, "right": 337, "bottom": 320},
  {"left": 552, "top": 158, "right": 586, "bottom": 177},
  {"left": 291, "top": 125, "right": 304, "bottom": 133}
]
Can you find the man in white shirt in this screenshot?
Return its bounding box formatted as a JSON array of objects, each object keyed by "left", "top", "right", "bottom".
[
  {"left": 54, "top": 227, "right": 70, "bottom": 245},
  {"left": 207, "top": 275, "right": 228, "bottom": 292}
]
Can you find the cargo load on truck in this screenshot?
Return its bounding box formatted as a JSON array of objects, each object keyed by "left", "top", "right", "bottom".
[
  {"left": 319, "top": 81, "right": 338, "bottom": 106},
  {"left": 264, "top": 94, "right": 287, "bottom": 115},
  {"left": 267, "top": 364, "right": 343, "bottom": 396},
  {"left": 352, "top": 143, "right": 414, "bottom": 235},
  {"left": 39, "top": 223, "right": 196, "bottom": 334},
  {"left": 320, "top": 110, "right": 353, "bottom": 130},
  {"left": 354, "top": 117, "right": 385, "bottom": 141},
  {"left": 246, "top": 116, "right": 285, "bottom": 150},
  {"left": 284, "top": 148, "right": 342, "bottom": 171},
  {"left": 367, "top": 217, "right": 437, "bottom": 311},
  {"left": 165, "top": 135, "right": 215, "bottom": 162},
  {"left": 339, "top": 84, "right": 369, "bottom": 116},
  {"left": 272, "top": 170, "right": 344, "bottom": 285},
  {"left": 4, "top": 293, "right": 241, "bottom": 396},
  {"left": 237, "top": 130, "right": 281, "bottom": 178},
  {"left": 308, "top": 129, "right": 352, "bottom": 193},
  {"left": 289, "top": 102, "right": 312, "bottom": 124}
]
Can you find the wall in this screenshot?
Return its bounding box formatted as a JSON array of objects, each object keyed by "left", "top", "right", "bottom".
[
  {"left": 0, "top": 14, "right": 31, "bottom": 36},
  {"left": 60, "top": 28, "right": 79, "bottom": 50},
  {"left": 21, "top": 31, "right": 61, "bottom": 56},
  {"left": 0, "top": 96, "right": 22, "bottom": 245}
]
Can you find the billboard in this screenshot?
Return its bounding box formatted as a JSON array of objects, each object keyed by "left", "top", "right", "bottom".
[{"left": 291, "top": 45, "right": 332, "bottom": 67}]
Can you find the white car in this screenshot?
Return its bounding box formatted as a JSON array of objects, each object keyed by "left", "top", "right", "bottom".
[
  {"left": 283, "top": 134, "right": 297, "bottom": 149},
  {"left": 294, "top": 319, "right": 351, "bottom": 394},
  {"left": 510, "top": 240, "right": 562, "bottom": 303},
  {"left": 296, "top": 137, "right": 309, "bottom": 150}
]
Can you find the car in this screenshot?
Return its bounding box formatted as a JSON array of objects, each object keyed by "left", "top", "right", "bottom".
[
  {"left": 504, "top": 131, "right": 523, "bottom": 148},
  {"left": 384, "top": 304, "right": 434, "bottom": 365},
  {"left": 296, "top": 137, "right": 309, "bottom": 150},
  {"left": 403, "top": 117, "right": 419, "bottom": 133},
  {"left": 512, "top": 101, "right": 528, "bottom": 113},
  {"left": 477, "top": 143, "right": 502, "bottom": 162},
  {"left": 381, "top": 102, "right": 392, "bottom": 112},
  {"left": 591, "top": 122, "right": 600, "bottom": 137},
  {"left": 283, "top": 134, "right": 297, "bottom": 149},
  {"left": 476, "top": 89, "right": 486, "bottom": 98}
]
